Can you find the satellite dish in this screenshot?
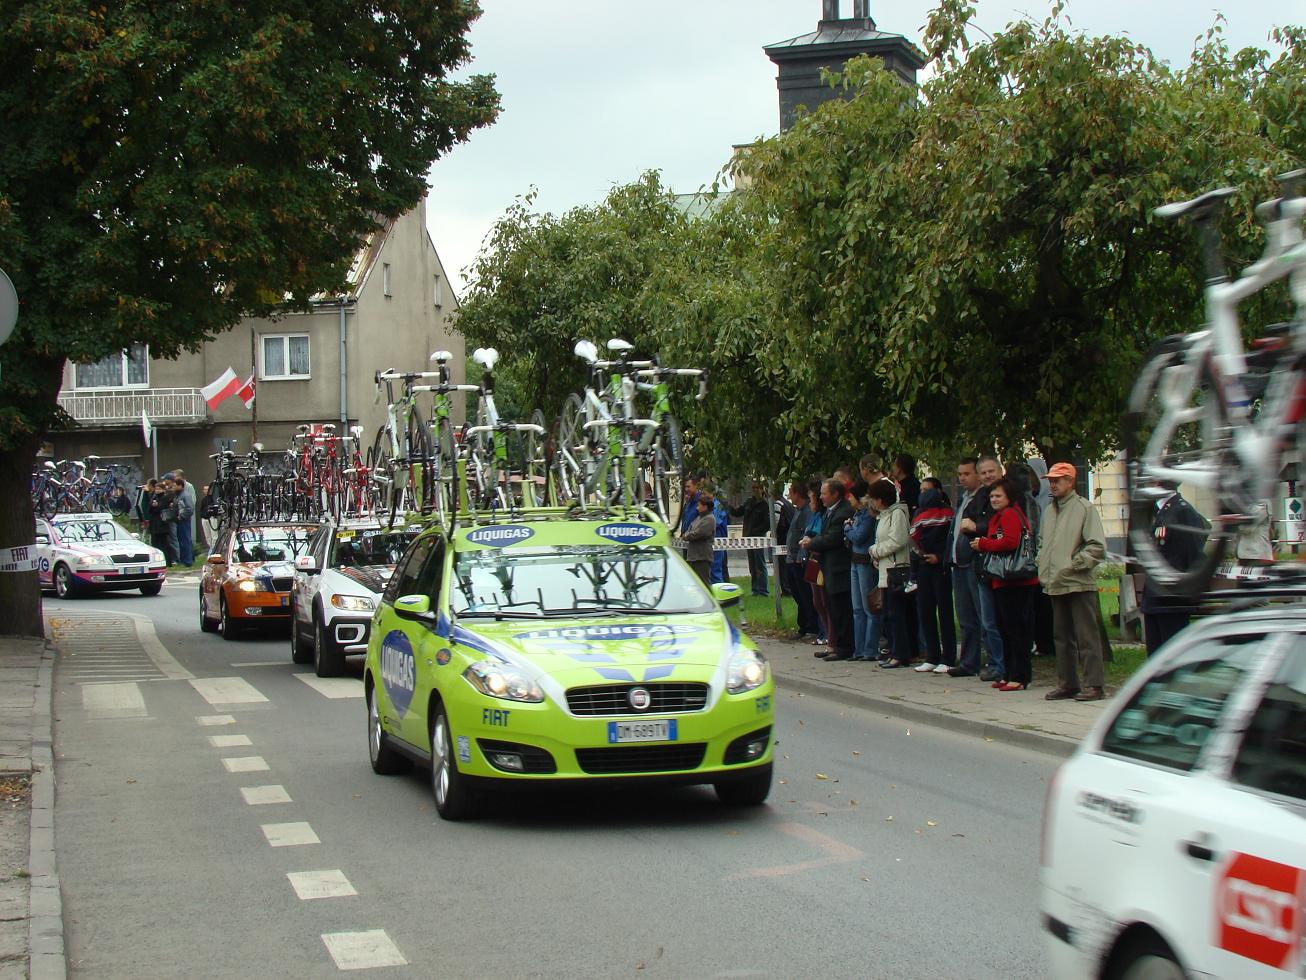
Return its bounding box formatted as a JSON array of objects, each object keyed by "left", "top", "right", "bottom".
[{"left": 0, "top": 269, "right": 16, "bottom": 347}]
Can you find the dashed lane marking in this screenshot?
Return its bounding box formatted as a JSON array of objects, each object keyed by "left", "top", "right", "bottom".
[
  {"left": 294, "top": 675, "right": 363, "bottom": 699},
  {"left": 196, "top": 715, "right": 236, "bottom": 726},
  {"left": 189, "top": 677, "right": 269, "bottom": 705},
  {"left": 231, "top": 661, "right": 291, "bottom": 668},
  {"left": 321, "top": 930, "right": 407, "bottom": 971},
  {"left": 208, "top": 734, "right": 252, "bottom": 748},
  {"left": 262, "top": 822, "right": 319, "bottom": 847},
  {"left": 241, "top": 785, "right": 292, "bottom": 805},
  {"left": 222, "top": 756, "right": 269, "bottom": 773},
  {"left": 287, "top": 870, "right": 358, "bottom": 901},
  {"left": 81, "top": 682, "right": 148, "bottom": 719}
]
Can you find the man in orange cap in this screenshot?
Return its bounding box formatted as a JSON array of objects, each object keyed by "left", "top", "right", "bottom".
[{"left": 1037, "top": 463, "right": 1108, "bottom": 701}]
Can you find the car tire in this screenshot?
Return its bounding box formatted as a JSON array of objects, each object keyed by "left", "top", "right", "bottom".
[
  {"left": 53, "top": 563, "right": 79, "bottom": 599},
  {"left": 140, "top": 582, "right": 163, "bottom": 597},
  {"left": 367, "top": 682, "right": 410, "bottom": 775},
  {"left": 714, "top": 763, "right": 773, "bottom": 807},
  {"left": 199, "top": 588, "right": 218, "bottom": 632},
  {"left": 218, "top": 594, "right": 237, "bottom": 641},
  {"left": 1110, "top": 937, "right": 1185, "bottom": 980},
  {"left": 290, "top": 602, "right": 312, "bottom": 664},
  {"left": 429, "top": 701, "right": 477, "bottom": 821},
  {"left": 314, "top": 614, "right": 345, "bottom": 678}
]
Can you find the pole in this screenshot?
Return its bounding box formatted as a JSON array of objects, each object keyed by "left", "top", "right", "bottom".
[
  {"left": 769, "top": 484, "right": 782, "bottom": 624},
  {"left": 250, "top": 327, "right": 259, "bottom": 445}
]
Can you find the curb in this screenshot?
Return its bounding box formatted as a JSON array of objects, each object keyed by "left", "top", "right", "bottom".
[
  {"left": 773, "top": 671, "right": 1080, "bottom": 760},
  {"left": 28, "top": 641, "right": 65, "bottom": 980}
]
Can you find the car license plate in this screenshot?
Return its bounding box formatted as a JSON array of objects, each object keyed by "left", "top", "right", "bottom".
[
  {"left": 607, "top": 719, "right": 677, "bottom": 744},
  {"left": 123, "top": 566, "right": 142, "bottom": 575},
  {"left": 279, "top": 595, "right": 289, "bottom": 606}
]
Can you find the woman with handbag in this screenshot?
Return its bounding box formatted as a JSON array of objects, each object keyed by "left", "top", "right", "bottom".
[
  {"left": 867, "top": 480, "right": 912, "bottom": 668},
  {"left": 971, "top": 478, "right": 1039, "bottom": 691}
]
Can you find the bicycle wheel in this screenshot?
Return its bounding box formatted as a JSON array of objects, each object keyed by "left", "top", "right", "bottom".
[
  {"left": 648, "top": 441, "right": 674, "bottom": 524},
  {"left": 369, "top": 430, "right": 397, "bottom": 525},
  {"left": 664, "top": 413, "right": 684, "bottom": 475},
  {"left": 432, "top": 416, "right": 458, "bottom": 529},
  {"left": 1122, "top": 336, "right": 1232, "bottom": 596},
  {"left": 555, "top": 394, "right": 587, "bottom": 505},
  {"left": 406, "top": 409, "right": 432, "bottom": 516},
  {"left": 522, "top": 409, "right": 548, "bottom": 508}
]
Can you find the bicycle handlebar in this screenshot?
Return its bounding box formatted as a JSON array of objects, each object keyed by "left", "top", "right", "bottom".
[
  {"left": 465, "top": 423, "right": 546, "bottom": 436},
  {"left": 583, "top": 418, "right": 658, "bottom": 431},
  {"left": 411, "top": 384, "right": 479, "bottom": 395}
]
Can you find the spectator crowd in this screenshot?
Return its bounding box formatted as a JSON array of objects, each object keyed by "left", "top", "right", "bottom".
[
  {"left": 133, "top": 471, "right": 197, "bottom": 567},
  {"left": 769, "top": 453, "right": 1113, "bottom": 702}
]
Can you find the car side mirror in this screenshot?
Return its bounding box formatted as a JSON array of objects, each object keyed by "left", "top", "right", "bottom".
[
  {"left": 295, "top": 555, "right": 321, "bottom": 574},
  {"left": 711, "top": 582, "right": 741, "bottom": 608},
  {"left": 395, "top": 594, "right": 435, "bottom": 621},
  {"left": 35, "top": 535, "right": 49, "bottom": 546},
  {"left": 206, "top": 554, "right": 225, "bottom": 565}
]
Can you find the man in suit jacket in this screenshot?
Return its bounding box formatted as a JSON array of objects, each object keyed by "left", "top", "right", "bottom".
[
  {"left": 802, "top": 479, "right": 855, "bottom": 660},
  {"left": 1141, "top": 486, "right": 1208, "bottom": 655}
]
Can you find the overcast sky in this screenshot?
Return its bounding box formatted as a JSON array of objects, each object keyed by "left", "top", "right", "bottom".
[{"left": 427, "top": 0, "right": 1294, "bottom": 295}]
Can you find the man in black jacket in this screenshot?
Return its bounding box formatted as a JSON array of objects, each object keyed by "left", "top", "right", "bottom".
[
  {"left": 801, "top": 479, "right": 855, "bottom": 661},
  {"left": 731, "top": 481, "right": 772, "bottom": 596},
  {"left": 1141, "top": 486, "right": 1208, "bottom": 655}
]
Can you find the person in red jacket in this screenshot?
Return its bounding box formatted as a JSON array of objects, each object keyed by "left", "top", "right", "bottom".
[{"left": 972, "top": 478, "right": 1039, "bottom": 691}]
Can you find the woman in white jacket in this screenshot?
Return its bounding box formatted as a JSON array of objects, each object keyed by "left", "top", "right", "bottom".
[{"left": 867, "top": 481, "right": 913, "bottom": 669}]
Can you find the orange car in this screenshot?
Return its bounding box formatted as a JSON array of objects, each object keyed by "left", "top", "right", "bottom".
[{"left": 200, "top": 523, "right": 318, "bottom": 639}]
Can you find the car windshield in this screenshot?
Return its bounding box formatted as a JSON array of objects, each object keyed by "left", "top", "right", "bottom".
[
  {"left": 337, "top": 530, "right": 415, "bottom": 568},
  {"left": 235, "top": 527, "right": 314, "bottom": 563},
  {"left": 56, "top": 520, "right": 128, "bottom": 544},
  {"left": 451, "top": 545, "right": 715, "bottom": 618}
]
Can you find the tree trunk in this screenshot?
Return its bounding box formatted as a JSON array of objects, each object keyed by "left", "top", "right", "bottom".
[{"left": 0, "top": 432, "right": 45, "bottom": 638}]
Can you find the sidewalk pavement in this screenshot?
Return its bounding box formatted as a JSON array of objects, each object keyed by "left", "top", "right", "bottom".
[
  {"left": 754, "top": 634, "right": 1108, "bottom": 758},
  {"left": 0, "top": 636, "right": 64, "bottom": 980}
]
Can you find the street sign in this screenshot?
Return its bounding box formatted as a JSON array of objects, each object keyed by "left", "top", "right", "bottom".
[
  {"left": 1283, "top": 497, "right": 1303, "bottom": 543},
  {"left": 0, "top": 268, "right": 16, "bottom": 347}
]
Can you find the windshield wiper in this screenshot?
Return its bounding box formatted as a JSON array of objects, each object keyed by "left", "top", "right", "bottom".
[{"left": 457, "top": 609, "right": 545, "bottom": 620}]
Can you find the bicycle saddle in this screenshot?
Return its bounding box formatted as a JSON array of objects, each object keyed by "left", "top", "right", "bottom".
[
  {"left": 472, "top": 347, "right": 499, "bottom": 371},
  {"left": 573, "top": 340, "right": 598, "bottom": 363},
  {"left": 606, "top": 338, "right": 634, "bottom": 353},
  {"left": 429, "top": 350, "right": 452, "bottom": 362},
  {"left": 1155, "top": 186, "right": 1235, "bottom": 222}
]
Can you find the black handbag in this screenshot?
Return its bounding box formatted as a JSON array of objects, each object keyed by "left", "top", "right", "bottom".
[
  {"left": 980, "top": 511, "right": 1037, "bottom": 582},
  {"left": 886, "top": 564, "right": 913, "bottom": 593}
]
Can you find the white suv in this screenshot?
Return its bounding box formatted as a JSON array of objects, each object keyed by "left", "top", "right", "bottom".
[
  {"left": 290, "top": 522, "right": 419, "bottom": 676},
  {"left": 1041, "top": 608, "right": 1306, "bottom": 979}
]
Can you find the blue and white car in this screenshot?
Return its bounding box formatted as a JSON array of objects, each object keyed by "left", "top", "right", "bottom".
[{"left": 36, "top": 513, "right": 166, "bottom": 598}]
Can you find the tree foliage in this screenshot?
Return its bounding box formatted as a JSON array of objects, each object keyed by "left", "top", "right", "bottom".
[
  {"left": 0, "top": 0, "right": 499, "bottom": 635},
  {"left": 458, "top": 0, "right": 1302, "bottom": 479}
]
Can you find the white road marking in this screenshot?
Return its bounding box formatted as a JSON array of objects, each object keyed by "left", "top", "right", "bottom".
[
  {"left": 240, "top": 785, "right": 292, "bottom": 805},
  {"left": 133, "top": 615, "right": 194, "bottom": 679},
  {"left": 208, "top": 734, "right": 252, "bottom": 748},
  {"left": 287, "top": 870, "right": 358, "bottom": 901},
  {"left": 81, "top": 683, "right": 148, "bottom": 718},
  {"left": 189, "top": 677, "right": 269, "bottom": 705},
  {"left": 262, "top": 822, "right": 319, "bottom": 847},
  {"left": 231, "top": 661, "right": 289, "bottom": 668},
  {"left": 221, "top": 756, "right": 269, "bottom": 773},
  {"left": 196, "top": 714, "right": 236, "bottom": 726},
  {"left": 321, "top": 930, "right": 407, "bottom": 971},
  {"left": 294, "top": 675, "right": 363, "bottom": 699}
]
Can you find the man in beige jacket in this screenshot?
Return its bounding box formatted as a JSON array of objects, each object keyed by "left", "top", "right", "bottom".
[{"left": 1037, "top": 463, "right": 1108, "bottom": 702}]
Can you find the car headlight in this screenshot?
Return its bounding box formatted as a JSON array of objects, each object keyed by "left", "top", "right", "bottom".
[
  {"left": 76, "top": 555, "right": 113, "bottom": 569},
  {"left": 726, "top": 648, "right": 768, "bottom": 694},
  {"left": 235, "top": 578, "right": 268, "bottom": 592},
  {"left": 149, "top": 550, "right": 165, "bottom": 564},
  {"left": 331, "top": 594, "right": 375, "bottom": 611},
  {"left": 463, "top": 660, "right": 543, "bottom": 703}
]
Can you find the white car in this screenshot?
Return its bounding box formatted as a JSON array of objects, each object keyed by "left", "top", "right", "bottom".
[
  {"left": 36, "top": 513, "right": 167, "bottom": 598},
  {"left": 289, "top": 521, "right": 418, "bottom": 677},
  {"left": 1041, "top": 608, "right": 1306, "bottom": 979}
]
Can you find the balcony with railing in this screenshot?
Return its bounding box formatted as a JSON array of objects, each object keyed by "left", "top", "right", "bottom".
[{"left": 57, "top": 388, "right": 208, "bottom": 427}]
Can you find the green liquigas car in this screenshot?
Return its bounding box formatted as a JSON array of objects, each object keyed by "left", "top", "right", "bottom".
[{"left": 363, "top": 513, "right": 775, "bottom": 819}]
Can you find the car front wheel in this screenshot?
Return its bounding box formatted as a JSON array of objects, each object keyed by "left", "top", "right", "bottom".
[
  {"left": 314, "top": 615, "right": 345, "bottom": 678},
  {"left": 140, "top": 582, "right": 163, "bottom": 597},
  {"left": 290, "top": 602, "right": 312, "bottom": 664},
  {"left": 714, "top": 763, "right": 773, "bottom": 807},
  {"left": 218, "top": 594, "right": 237, "bottom": 641},
  {"left": 53, "top": 563, "right": 79, "bottom": 599},
  {"left": 199, "top": 588, "right": 217, "bottom": 633},
  {"left": 430, "top": 702, "right": 477, "bottom": 821}
]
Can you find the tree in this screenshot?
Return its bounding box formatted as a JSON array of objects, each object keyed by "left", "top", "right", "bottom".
[{"left": 0, "top": 1, "right": 500, "bottom": 636}]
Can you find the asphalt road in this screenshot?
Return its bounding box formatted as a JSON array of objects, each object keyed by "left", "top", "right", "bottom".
[{"left": 48, "top": 583, "right": 1056, "bottom": 979}]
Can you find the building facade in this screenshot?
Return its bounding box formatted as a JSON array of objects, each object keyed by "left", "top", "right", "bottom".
[{"left": 50, "top": 197, "right": 465, "bottom": 492}]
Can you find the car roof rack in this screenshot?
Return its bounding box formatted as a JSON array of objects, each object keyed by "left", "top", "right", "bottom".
[{"left": 1155, "top": 561, "right": 1306, "bottom": 616}]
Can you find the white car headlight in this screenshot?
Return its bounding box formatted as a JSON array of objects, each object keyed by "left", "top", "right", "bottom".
[
  {"left": 149, "top": 550, "right": 166, "bottom": 564},
  {"left": 76, "top": 555, "right": 113, "bottom": 569},
  {"left": 463, "top": 660, "right": 543, "bottom": 703},
  {"left": 726, "top": 648, "right": 768, "bottom": 694},
  {"left": 236, "top": 579, "right": 261, "bottom": 592},
  {"left": 331, "top": 594, "right": 375, "bottom": 611}
]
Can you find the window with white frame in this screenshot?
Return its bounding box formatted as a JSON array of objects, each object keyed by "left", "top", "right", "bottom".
[
  {"left": 260, "top": 333, "right": 310, "bottom": 380},
  {"left": 433, "top": 273, "right": 443, "bottom": 309},
  {"left": 74, "top": 343, "right": 149, "bottom": 389}
]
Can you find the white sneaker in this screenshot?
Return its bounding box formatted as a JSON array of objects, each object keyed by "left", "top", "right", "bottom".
[
  {"left": 913, "top": 662, "right": 937, "bottom": 673},
  {"left": 933, "top": 663, "right": 951, "bottom": 674}
]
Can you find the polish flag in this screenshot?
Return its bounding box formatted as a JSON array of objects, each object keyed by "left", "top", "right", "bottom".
[
  {"left": 236, "top": 374, "right": 256, "bottom": 409},
  {"left": 201, "top": 367, "right": 242, "bottom": 410}
]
